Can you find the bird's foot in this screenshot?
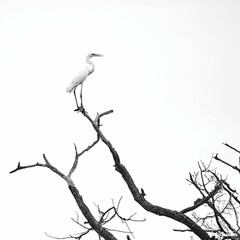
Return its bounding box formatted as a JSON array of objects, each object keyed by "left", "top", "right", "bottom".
[
  {"left": 80, "top": 105, "right": 86, "bottom": 114},
  {"left": 74, "top": 107, "right": 81, "bottom": 112},
  {"left": 74, "top": 105, "right": 86, "bottom": 114}
]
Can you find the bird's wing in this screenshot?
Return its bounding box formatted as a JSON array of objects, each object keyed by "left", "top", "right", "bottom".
[{"left": 66, "top": 67, "right": 89, "bottom": 93}]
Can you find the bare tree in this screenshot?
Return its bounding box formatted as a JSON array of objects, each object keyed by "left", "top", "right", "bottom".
[{"left": 10, "top": 104, "right": 240, "bottom": 240}]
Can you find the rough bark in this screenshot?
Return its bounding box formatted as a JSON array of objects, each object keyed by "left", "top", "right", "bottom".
[
  {"left": 81, "top": 110, "right": 212, "bottom": 240},
  {"left": 68, "top": 185, "right": 118, "bottom": 240}
]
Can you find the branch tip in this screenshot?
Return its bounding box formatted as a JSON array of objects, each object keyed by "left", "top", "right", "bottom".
[{"left": 74, "top": 143, "right": 78, "bottom": 154}]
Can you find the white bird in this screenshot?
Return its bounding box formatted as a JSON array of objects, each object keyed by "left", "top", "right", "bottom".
[{"left": 67, "top": 53, "right": 103, "bottom": 110}]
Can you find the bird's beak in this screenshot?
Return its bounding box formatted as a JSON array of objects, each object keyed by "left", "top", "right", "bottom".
[{"left": 93, "top": 53, "right": 104, "bottom": 57}]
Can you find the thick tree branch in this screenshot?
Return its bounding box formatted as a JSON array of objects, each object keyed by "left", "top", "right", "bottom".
[
  {"left": 68, "top": 185, "right": 118, "bottom": 240},
  {"left": 78, "top": 108, "right": 212, "bottom": 240},
  {"left": 14, "top": 106, "right": 240, "bottom": 240},
  {"left": 10, "top": 131, "right": 118, "bottom": 240},
  {"left": 80, "top": 109, "right": 120, "bottom": 165}
]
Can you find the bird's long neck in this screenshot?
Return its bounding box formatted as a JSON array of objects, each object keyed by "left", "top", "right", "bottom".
[{"left": 86, "top": 57, "right": 95, "bottom": 75}]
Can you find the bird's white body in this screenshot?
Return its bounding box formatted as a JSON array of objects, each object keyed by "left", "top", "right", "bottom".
[
  {"left": 67, "top": 53, "right": 103, "bottom": 109},
  {"left": 66, "top": 66, "right": 91, "bottom": 93}
]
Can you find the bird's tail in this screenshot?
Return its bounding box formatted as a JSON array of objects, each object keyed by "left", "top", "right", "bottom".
[
  {"left": 66, "top": 86, "right": 73, "bottom": 93},
  {"left": 66, "top": 79, "right": 76, "bottom": 93}
]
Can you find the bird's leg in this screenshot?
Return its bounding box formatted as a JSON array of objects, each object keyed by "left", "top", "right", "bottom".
[
  {"left": 79, "top": 84, "right": 86, "bottom": 114},
  {"left": 73, "top": 88, "right": 80, "bottom": 111},
  {"left": 80, "top": 83, "right": 83, "bottom": 107}
]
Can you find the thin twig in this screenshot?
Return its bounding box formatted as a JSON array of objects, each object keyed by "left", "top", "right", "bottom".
[
  {"left": 68, "top": 137, "right": 99, "bottom": 177},
  {"left": 214, "top": 154, "right": 240, "bottom": 174},
  {"left": 223, "top": 143, "right": 240, "bottom": 154}
]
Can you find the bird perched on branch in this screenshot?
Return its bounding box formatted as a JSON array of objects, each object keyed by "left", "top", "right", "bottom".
[{"left": 67, "top": 53, "right": 103, "bottom": 111}]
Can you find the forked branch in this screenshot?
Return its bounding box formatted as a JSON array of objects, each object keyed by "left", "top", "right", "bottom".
[
  {"left": 10, "top": 110, "right": 120, "bottom": 240},
  {"left": 77, "top": 107, "right": 212, "bottom": 240}
]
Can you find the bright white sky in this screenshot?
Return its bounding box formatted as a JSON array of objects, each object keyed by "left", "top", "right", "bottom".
[{"left": 1, "top": 0, "right": 240, "bottom": 239}]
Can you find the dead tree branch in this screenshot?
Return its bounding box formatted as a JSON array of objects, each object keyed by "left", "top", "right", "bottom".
[
  {"left": 76, "top": 108, "right": 212, "bottom": 240},
  {"left": 213, "top": 154, "right": 240, "bottom": 174},
  {"left": 186, "top": 150, "right": 240, "bottom": 240},
  {"left": 13, "top": 101, "right": 240, "bottom": 240},
  {"left": 10, "top": 110, "right": 120, "bottom": 240}
]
